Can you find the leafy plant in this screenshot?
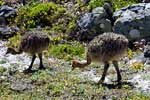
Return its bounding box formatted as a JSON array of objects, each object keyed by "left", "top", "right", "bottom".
[
  {"left": 88, "top": 0, "right": 104, "bottom": 10},
  {"left": 127, "top": 48, "right": 134, "bottom": 59},
  {"left": 15, "top": 2, "right": 76, "bottom": 34},
  {"left": 0, "top": 60, "right": 6, "bottom": 64},
  {"left": 47, "top": 83, "right": 65, "bottom": 96},
  {"left": 0, "top": 67, "right": 6, "bottom": 73},
  {"left": 88, "top": 0, "right": 140, "bottom": 11},
  {"left": 49, "top": 43, "right": 85, "bottom": 60},
  {"left": 130, "top": 62, "right": 144, "bottom": 71},
  {"left": 0, "top": 1, "right": 5, "bottom": 6},
  {"left": 122, "top": 92, "right": 150, "bottom": 100},
  {"left": 16, "top": 2, "right": 65, "bottom": 27},
  {"left": 6, "top": 32, "right": 21, "bottom": 48}
]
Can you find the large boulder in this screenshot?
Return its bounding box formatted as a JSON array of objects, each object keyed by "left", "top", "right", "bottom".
[
  {"left": 76, "top": 7, "right": 112, "bottom": 41},
  {"left": 113, "top": 3, "right": 150, "bottom": 41},
  {"left": 0, "top": 5, "right": 17, "bottom": 25},
  {"left": 0, "top": 5, "right": 18, "bottom": 39},
  {"left": 0, "top": 5, "right": 17, "bottom": 17},
  {"left": 0, "top": 26, "right": 20, "bottom": 39},
  {"left": 0, "top": 16, "right": 6, "bottom": 26}
]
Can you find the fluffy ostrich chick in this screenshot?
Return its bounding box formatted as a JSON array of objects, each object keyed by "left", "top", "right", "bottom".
[
  {"left": 6, "top": 31, "right": 50, "bottom": 72},
  {"left": 72, "top": 32, "right": 128, "bottom": 84}
]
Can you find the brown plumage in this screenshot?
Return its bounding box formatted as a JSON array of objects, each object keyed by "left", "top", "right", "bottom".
[
  {"left": 72, "top": 32, "right": 128, "bottom": 84},
  {"left": 6, "top": 31, "right": 50, "bottom": 72}
]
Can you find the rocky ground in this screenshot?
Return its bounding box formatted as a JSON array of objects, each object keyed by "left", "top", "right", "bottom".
[{"left": 0, "top": 40, "right": 150, "bottom": 99}]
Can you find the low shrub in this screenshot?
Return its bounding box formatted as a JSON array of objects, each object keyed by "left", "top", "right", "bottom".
[
  {"left": 49, "top": 43, "right": 85, "bottom": 60},
  {"left": 0, "top": 1, "right": 5, "bottom": 6},
  {"left": 15, "top": 2, "right": 76, "bottom": 34},
  {"left": 88, "top": 0, "right": 140, "bottom": 11},
  {"left": 130, "top": 62, "right": 144, "bottom": 71}
]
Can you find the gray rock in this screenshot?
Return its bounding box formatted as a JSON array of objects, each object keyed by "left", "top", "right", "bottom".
[
  {"left": 129, "top": 42, "right": 150, "bottom": 65},
  {"left": 144, "top": 42, "right": 150, "bottom": 58},
  {"left": 128, "top": 53, "right": 146, "bottom": 66},
  {"left": 83, "top": 0, "right": 90, "bottom": 5},
  {"left": 0, "top": 16, "right": 6, "bottom": 26},
  {"left": 10, "top": 79, "right": 34, "bottom": 91},
  {"left": 0, "top": 26, "right": 20, "bottom": 39},
  {"left": 92, "top": 7, "right": 107, "bottom": 17},
  {"left": 77, "top": 7, "right": 112, "bottom": 41},
  {"left": 11, "top": 82, "right": 28, "bottom": 91},
  {"left": 0, "top": 5, "right": 17, "bottom": 18},
  {"left": 78, "top": 13, "right": 95, "bottom": 30},
  {"left": 143, "top": 0, "right": 150, "bottom": 3},
  {"left": 0, "top": 5, "right": 17, "bottom": 26},
  {"left": 145, "top": 58, "right": 150, "bottom": 65},
  {"left": 113, "top": 3, "right": 150, "bottom": 40}
]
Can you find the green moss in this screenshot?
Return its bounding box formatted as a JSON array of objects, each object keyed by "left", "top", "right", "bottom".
[
  {"left": 49, "top": 43, "right": 85, "bottom": 60},
  {"left": 88, "top": 0, "right": 140, "bottom": 11},
  {"left": 0, "top": 60, "right": 6, "bottom": 64},
  {"left": 130, "top": 62, "right": 144, "bottom": 71},
  {"left": 0, "top": 1, "right": 5, "bottom": 6},
  {"left": 15, "top": 2, "right": 76, "bottom": 35},
  {"left": 47, "top": 82, "right": 65, "bottom": 96},
  {"left": 6, "top": 32, "right": 21, "bottom": 48},
  {"left": 16, "top": 2, "right": 65, "bottom": 27},
  {"left": 121, "top": 92, "right": 150, "bottom": 100},
  {"left": 127, "top": 48, "right": 134, "bottom": 60},
  {"left": 113, "top": 0, "right": 140, "bottom": 10},
  {"left": 88, "top": 0, "right": 104, "bottom": 10},
  {"left": 0, "top": 67, "right": 6, "bottom": 73}
]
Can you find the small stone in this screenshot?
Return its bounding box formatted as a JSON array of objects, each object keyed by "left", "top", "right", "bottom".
[
  {"left": 11, "top": 83, "right": 27, "bottom": 91},
  {"left": 10, "top": 79, "right": 34, "bottom": 91},
  {"left": 129, "top": 29, "right": 140, "bottom": 39}
]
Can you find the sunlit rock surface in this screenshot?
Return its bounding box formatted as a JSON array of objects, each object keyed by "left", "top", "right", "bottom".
[
  {"left": 114, "top": 3, "right": 150, "bottom": 40},
  {"left": 76, "top": 7, "right": 112, "bottom": 41}
]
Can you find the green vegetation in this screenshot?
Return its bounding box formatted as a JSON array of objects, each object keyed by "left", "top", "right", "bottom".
[
  {"left": 128, "top": 48, "right": 144, "bottom": 71},
  {"left": 128, "top": 48, "right": 134, "bottom": 60},
  {"left": 0, "top": 67, "right": 6, "bottom": 73},
  {"left": 0, "top": 1, "right": 4, "bottom": 6},
  {"left": 113, "top": 0, "right": 140, "bottom": 10},
  {"left": 15, "top": 2, "right": 76, "bottom": 34},
  {"left": 49, "top": 43, "right": 85, "bottom": 60},
  {"left": 121, "top": 92, "right": 150, "bottom": 100},
  {"left": 6, "top": 32, "right": 21, "bottom": 48},
  {"left": 130, "top": 62, "right": 144, "bottom": 71},
  {"left": 88, "top": 0, "right": 140, "bottom": 10},
  {"left": 0, "top": 61, "right": 150, "bottom": 100}
]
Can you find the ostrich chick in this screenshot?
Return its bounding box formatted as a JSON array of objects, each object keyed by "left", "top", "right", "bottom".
[
  {"left": 6, "top": 31, "right": 50, "bottom": 72},
  {"left": 72, "top": 32, "right": 128, "bottom": 84}
]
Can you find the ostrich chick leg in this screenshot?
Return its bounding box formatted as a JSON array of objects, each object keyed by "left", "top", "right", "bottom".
[
  {"left": 113, "top": 60, "right": 122, "bottom": 83},
  {"left": 25, "top": 54, "right": 36, "bottom": 71},
  {"left": 38, "top": 53, "right": 45, "bottom": 70},
  {"left": 98, "top": 62, "right": 109, "bottom": 84}
]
